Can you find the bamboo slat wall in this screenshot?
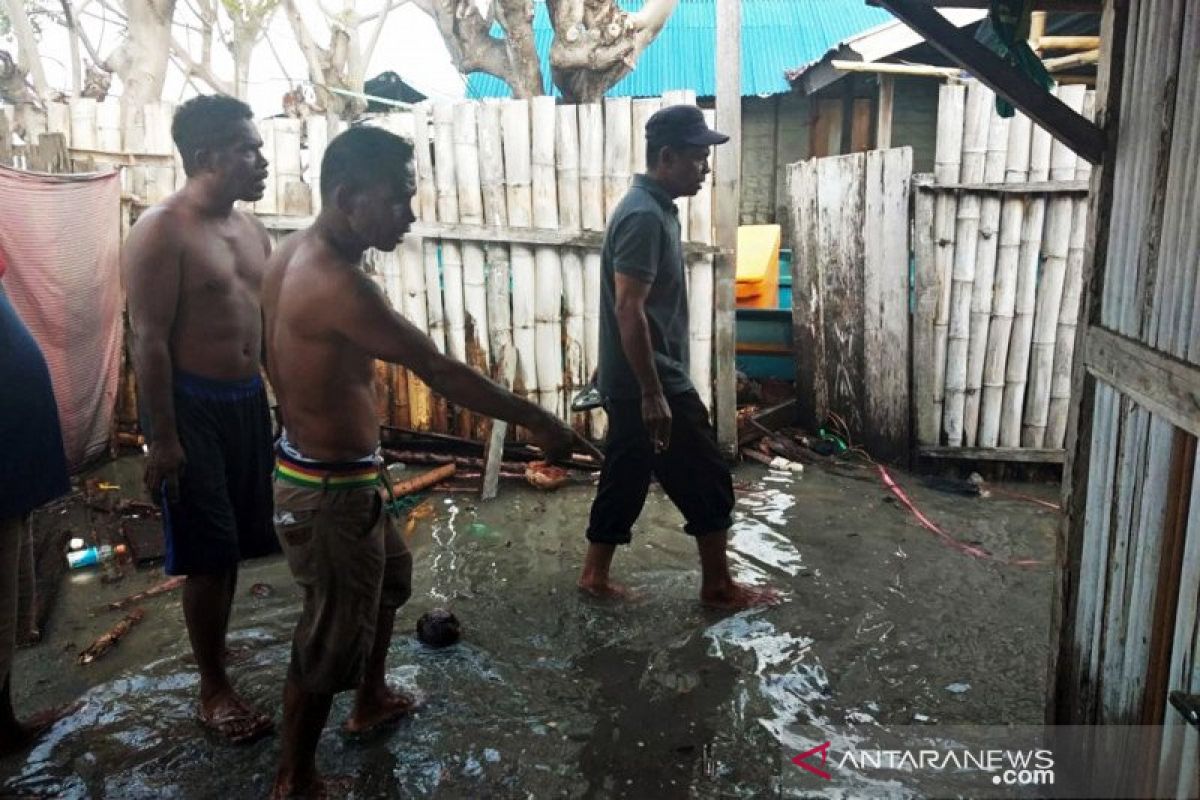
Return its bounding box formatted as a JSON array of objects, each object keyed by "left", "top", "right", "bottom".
[
  {"left": 3, "top": 97, "right": 721, "bottom": 441},
  {"left": 911, "top": 83, "right": 1095, "bottom": 453}
]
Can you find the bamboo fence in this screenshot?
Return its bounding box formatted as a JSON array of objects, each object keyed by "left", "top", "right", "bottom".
[
  {"left": 4, "top": 97, "right": 723, "bottom": 441},
  {"left": 912, "top": 82, "right": 1095, "bottom": 455}
]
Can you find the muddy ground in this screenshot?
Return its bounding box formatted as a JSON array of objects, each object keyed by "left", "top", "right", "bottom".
[{"left": 0, "top": 455, "right": 1059, "bottom": 798}]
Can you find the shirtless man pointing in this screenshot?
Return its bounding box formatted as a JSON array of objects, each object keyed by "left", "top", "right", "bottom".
[
  {"left": 263, "top": 126, "right": 578, "bottom": 798},
  {"left": 122, "top": 95, "right": 277, "bottom": 744}
]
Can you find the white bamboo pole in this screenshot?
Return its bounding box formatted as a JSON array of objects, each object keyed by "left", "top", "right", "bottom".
[
  {"left": 978, "top": 110, "right": 1033, "bottom": 447},
  {"left": 1022, "top": 84, "right": 1086, "bottom": 448},
  {"left": 579, "top": 103, "right": 606, "bottom": 437},
  {"left": 630, "top": 97, "right": 663, "bottom": 176},
  {"left": 69, "top": 97, "right": 97, "bottom": 152},
  {"left": 253, "top": 119, "right": 279, "bottom": 215},
  {"left": 1046, "top": 89, "right": 1096, "bottom": 448},
  {"left": 453, "top": 101, "right": 492, "bottom": 438},
  {"left": 150, "top": 102, "right": 177, "bottom": 205},
  {"left": 477, "top": 101, "right": 514, "bottom": 381},
  {"left": 433, "top": 102, "right": 467, "bottom": 366},
  {"left": 929, "top": 83, "right": 965, "bottom": 445},
  {"left": 453, "top": 102, "right": 490, "bottom": 373},
  {"left": 942, "top": 81, "right": 992, "bottom": 447},
  {"left": 97, "top": 98, "right": 122, "bottom": 152},
  {"left": 688, "top": 109, "right": 717, "bottom": 412},
  {"left": 502, "top": 99, "right": 539, "bottom": 406},
  {"left": 531, "top": 96, "right": 564, "bottom": 417},
  {"left": 275, "top": 118, "right": 305, "bottom": 215},
  {"left": 604, "top": 97, "right": 633, "bottom": 219},
  {"left": 998, "top": 113, "right": 1052, "bottom": 447},
  {"left": 46, "top": 102, "right": 70, "bottom": 146},
  {"left": 962, "top": 108, "right": 1010, "bottom": 445},
  {"left": 661, "top": 89, "right": 696, "bottom": 239},
  {"left": 306, "top": 115, "right": 328, "bottom": 213},
  {"left": 413, "top": 104, "right": 446, "bottom": 356},
  {"left": 557, "top": 104, "right": 587, "bottom": 429}
]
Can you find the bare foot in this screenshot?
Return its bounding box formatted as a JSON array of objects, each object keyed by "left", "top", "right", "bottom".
[
  {"left": 700, "top": 582, "right": 783, "bottom": 610},
  {"left": 0, "top": 703, "right": 74, "bottom": 757},
  {"left": 197, "top": 689, "right": 273, "bottom": 744},
  {"left": 270, "top": 772, "right": 354, "bottom": 799},
  {"left": 344, "top": 686, "right": 418, "bottom": 737},
  {"left": 577, "top": 578, "right": 638, "bottom": 601}
]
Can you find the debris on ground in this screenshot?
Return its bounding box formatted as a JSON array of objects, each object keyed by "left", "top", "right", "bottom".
[
  {"left": 248, "top": 583, "right": 274, "bottom": 598},
  {"left": 416, "top": 608, "right": 461, "bottom": 648},
  {"left": 390, "top": 463, "right": 456, "bottom": 497},
  {"left": 78, "top": 608, "right": 145, "bottom": 665},
  {"left": 404, "top": 501, "right": 436, "bottom": 538},
  {"left": 525, "top": 461, "right": 570, "bottom": 491},
  {"left": 106, "top": 575, "right": 185, "bottom": 612}
]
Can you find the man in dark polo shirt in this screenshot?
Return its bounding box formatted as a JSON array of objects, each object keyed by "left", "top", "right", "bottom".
[{"left": 579, "top": 105, "right": 780, "bottom": 609}]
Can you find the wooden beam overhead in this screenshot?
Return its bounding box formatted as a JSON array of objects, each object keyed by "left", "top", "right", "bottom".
[{"left": 869, "top": 0, "right": 1106, "bottom": 164}]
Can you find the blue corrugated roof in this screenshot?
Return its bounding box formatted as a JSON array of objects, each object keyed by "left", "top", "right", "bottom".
[{"left": 466, "top": 0, "right": 892, "bottom": 99}]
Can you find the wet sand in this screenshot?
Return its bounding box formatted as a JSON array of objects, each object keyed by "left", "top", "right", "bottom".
[{"left": 1, "top": 457, "right": 1059, "bottom": 798}]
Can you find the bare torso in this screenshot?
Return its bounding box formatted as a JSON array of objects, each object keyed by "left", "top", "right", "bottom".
[
  {"left": 263, "top": 231, "right": 380, "bottom": 460},
  {"left": 137, "top": 198, "right": 269, "bottom": 380}
]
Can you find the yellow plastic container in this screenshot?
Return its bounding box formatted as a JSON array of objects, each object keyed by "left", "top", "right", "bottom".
[{"left": 735, "top": 225, "right": 781, "bottom": 309}]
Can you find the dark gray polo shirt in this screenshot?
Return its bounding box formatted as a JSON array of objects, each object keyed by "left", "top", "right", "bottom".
[{"left": 597, "top": 174, "right": 693, "bottom": 400}]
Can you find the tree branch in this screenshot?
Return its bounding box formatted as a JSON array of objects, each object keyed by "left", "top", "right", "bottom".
[
  {"left": 4, "top": 0, "right": 50, "bottom": 97},
  {"left": 171, "top": 35, "right": 233, "bottom": 93}
]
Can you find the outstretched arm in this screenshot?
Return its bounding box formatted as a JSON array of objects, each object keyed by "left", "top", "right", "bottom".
[{"left": 334, "top": 270, "right": 577, "bottom": 458}]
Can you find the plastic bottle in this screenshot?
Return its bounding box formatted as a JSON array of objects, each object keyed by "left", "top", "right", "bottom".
[{"left": 67, "top": 546, "right": 101, "bottom": 569}]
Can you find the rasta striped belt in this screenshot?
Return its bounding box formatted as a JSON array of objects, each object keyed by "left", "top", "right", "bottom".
[{"left": 274, "top": 449, "right": 383, "bottom": 490}]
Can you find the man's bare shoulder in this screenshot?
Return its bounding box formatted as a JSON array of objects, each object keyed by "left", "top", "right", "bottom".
[{"left": 232, "top": 207, "right": 271, "bottom": 250}]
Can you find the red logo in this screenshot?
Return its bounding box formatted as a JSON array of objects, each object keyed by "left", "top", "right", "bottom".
[{"left": 792, "top": 741, "right": 832, "bottom": 780}]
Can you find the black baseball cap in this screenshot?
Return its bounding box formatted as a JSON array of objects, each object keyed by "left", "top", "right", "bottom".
[{"left": 645, "top": 104, "right": 730, "bottom": 150}]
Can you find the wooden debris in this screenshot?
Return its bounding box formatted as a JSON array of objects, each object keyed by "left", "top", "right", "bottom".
[
  {"left": 79, "top": 608, "right": 145, "bottom": 664},
  {"left": 106, "top": 575, "right": 185, "bottom": 611},
  {"left": 391, "top": 464, "right": 456, "bottom": 498}
]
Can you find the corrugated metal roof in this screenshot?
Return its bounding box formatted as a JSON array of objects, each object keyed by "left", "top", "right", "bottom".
[{"left": 466, "top": 0, "right": 893, "bottom": 99}]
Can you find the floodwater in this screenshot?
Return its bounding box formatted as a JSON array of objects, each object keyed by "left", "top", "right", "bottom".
[{"left": 1, "top": 457, "right": 1059, "bottom": 798}]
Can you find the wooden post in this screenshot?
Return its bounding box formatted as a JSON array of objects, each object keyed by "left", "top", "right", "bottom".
[
  {"left": 978, "top": 110, "right": 1033, "bottom": 447},
  {"left": 69, "top": 98, "right": 98, "bottom": 152},
  {"left": 928, "top": 83, "right": 965, "bottom": 446},
  {"left": 531, "top": 96, "right": 564, "bottom": 418},
  {"left": 1000, "top": 109, "right": 1054, "bottom": 446},
  {"left": 557, "top": 104, "right": 587, "bottom": 431},
  {"left": 579, "top": 103, "right": 606, "bottom": 437},
  {"left": 502, "top": 99, "right": 539, "bottom": 408},
  {"left": 714, "top": 0, "right": 741, "bottom": 457},
  {"left": 942, "top": 81, "right": 992, "bottom": 447},
  {"left": 688, "top": 109, "right": 717, "bottom": 413},
  {"left": 962, "top": 107, "right": 1010, "bottom": 445},
  {"left": 1023, "top": 84, "right": 1087, "bottom": 448},
  {"left": 912, "top": 176, "right": 939, "bottom": 446},
  {"left": 876, "top": 75, "right": 895, "bottom": 150},
  {"left": 143, "top": 102, "right": 176, "bottom": 205}
]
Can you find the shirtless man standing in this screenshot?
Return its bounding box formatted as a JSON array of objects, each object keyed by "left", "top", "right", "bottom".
[
  {"left": 123, "top": 95, "right": 277, "bottom": 744},
  {"left": 263, "top": 126, "right": 578, "bottom": 798}
]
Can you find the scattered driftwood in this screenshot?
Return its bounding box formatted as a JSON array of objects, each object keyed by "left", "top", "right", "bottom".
[
  {"left": 391, "top": 464, "right": 457, "bottom": 497},
  {"left": 106, "top": 575, "right": 185, "bottom": 611},
  {"left": 79, "top": 608, "right": 145, "bottom": 664}
]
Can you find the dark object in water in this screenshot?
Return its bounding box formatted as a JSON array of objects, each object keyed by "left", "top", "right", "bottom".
[
  {"left": 416, "top": 608, "right": 461, "bottom": 648},
  {"left": 249, "top": 582, "right": 274, "bottom": 598},
  {"left": 79, "top": 608, "right": 145, "bottom": 664}
]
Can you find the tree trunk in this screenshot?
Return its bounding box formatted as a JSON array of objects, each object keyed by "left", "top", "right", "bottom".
[
  {"left": 3, "top": 0, "right": 49, "bottom": 98},
  {"left": 104, "top": 0, "right": 178, "bottom": 137},
  {"left": 548, "top": 0, "right": 678, "bottom": 103},
  {"left": 415, "top": 0, "right": 543, "bottom": 98},
  {"left": 233, "top": 35, "right": 255, "bottom": 100}
]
